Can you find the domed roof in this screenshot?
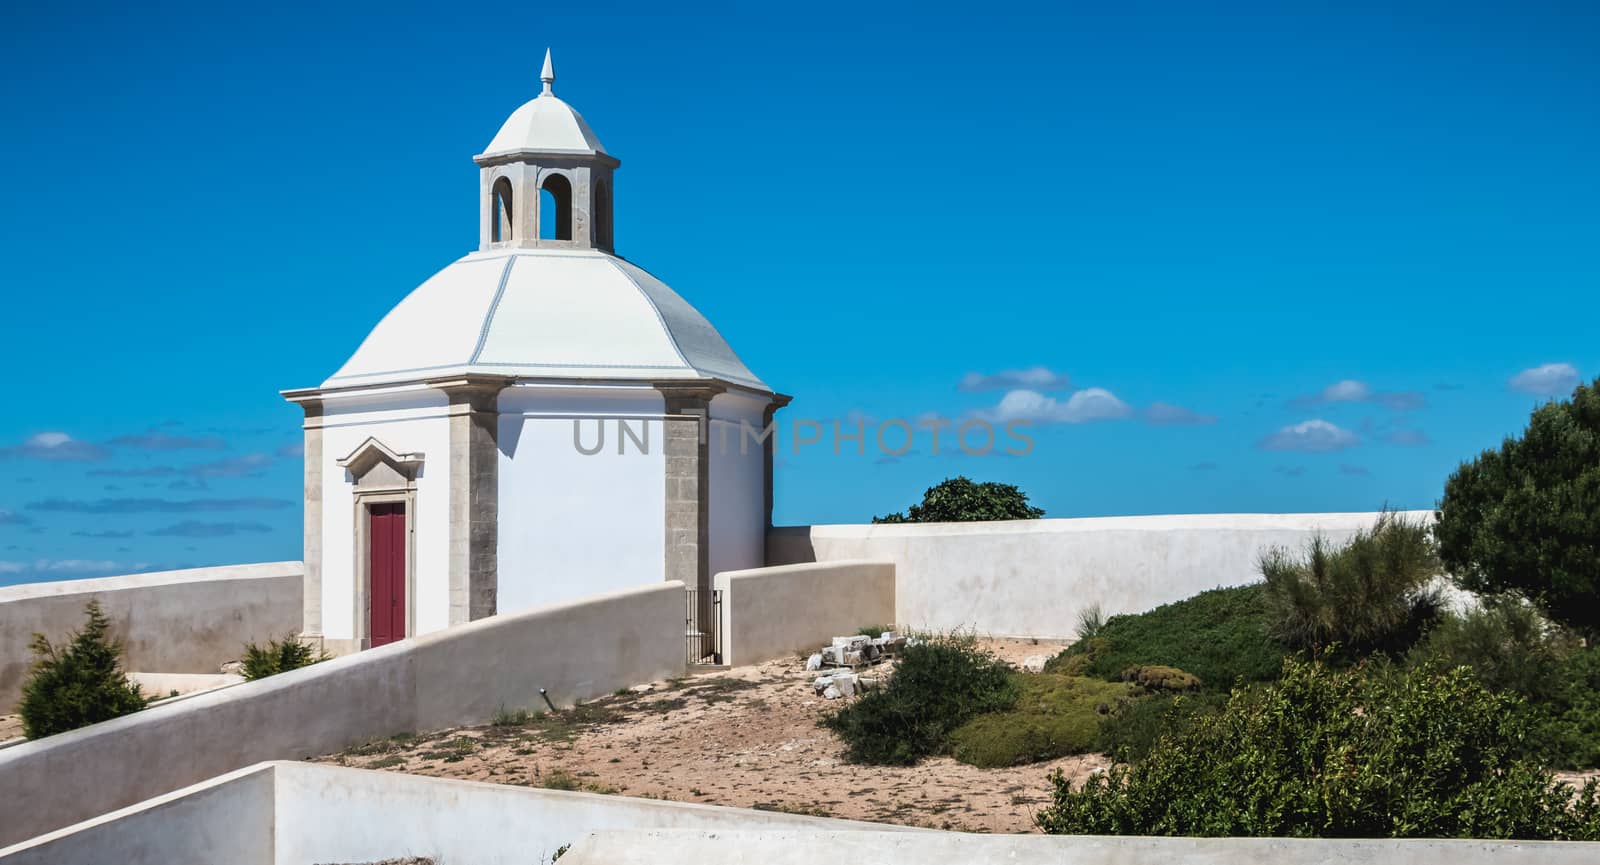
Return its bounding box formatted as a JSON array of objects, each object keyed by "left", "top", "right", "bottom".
[
  {"left": 479, "top": 94, "right": 608, "bottom": 159},
  {"left": 323, "top": 249, "right": 768, "bottom": 392},
  {"left": 476, "top": 50, "right": 610, "bottom": 160}
]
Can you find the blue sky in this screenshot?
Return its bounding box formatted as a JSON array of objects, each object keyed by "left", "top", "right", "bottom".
[{"left": 1, "top": 1, "right": 1596, "bottom": 584}]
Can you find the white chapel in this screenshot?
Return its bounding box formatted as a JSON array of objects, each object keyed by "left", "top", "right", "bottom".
[{"left": 283, "top": 53, "right": 786, "bottom": 654}]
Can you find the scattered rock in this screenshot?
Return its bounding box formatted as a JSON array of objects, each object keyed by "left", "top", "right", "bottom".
[
  {"left": 219, "top": 660, "right": 244, "bottom": 676},
  {"left": 805, "top": 653, "right": 823, "bottom": 671}
]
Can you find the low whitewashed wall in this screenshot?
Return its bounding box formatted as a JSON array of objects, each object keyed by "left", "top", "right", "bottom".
[
  {"left": 0, "top": 764, "right": 276, "bottom": 865},
  {"left": 562, "top": 829, "right": 1600, "bottom": 865},
  {"left": 0, "top": 761, "right": 909, "bottom": 864},
  {"left": 716, "top": 561, "right": 896, "bottom": 666},
  {"left": 273, "top": 761, "right": 910, "bottom": 865},
  {"left": 771, "top": 511, "right": 1431, "bottom": 638},
  {"left": 0, "top": 582, "right": 686, "bottom": 848},
  {"left": 0, "top": 562, "right": 302, "bottom": 712}
]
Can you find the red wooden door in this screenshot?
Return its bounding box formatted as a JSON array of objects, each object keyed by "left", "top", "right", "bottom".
[{"left": 368, "top": 503, "right": 406, "bottom": 647}]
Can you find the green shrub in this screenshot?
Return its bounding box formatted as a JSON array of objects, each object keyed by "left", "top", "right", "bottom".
[
  {"left": 241, "top": 635, "right": 330, "bottom": 680},
  {"left": 1119, "top": 665, "right": 1200, "bottom": 692},
  {"left": 822, "top": 633, "right": 1017, "bottom": 765},
  {"left": 1407, "top": 599, "right": 1569, "bottom": 702},
  {"left": 1037, "top": 656, "right": 1600, "bottom": 839},
  {"left": 1408, "top": 601, "right": 1600, "bottom": 769},
  {"left": 1092, "top": 691, "right": 1227, "bottom": 763},
  {"left": 948, "top": 674, "right": 1136, "bottom": 768},
  {"left": 19, "top": 601, "right": 147, "bottom": 739},
  {"left": 1259, "top": 511, "right": 1443, "bottom": 656},
  {"left": 872, "top": 476, "right": 1044, "bottom": 523},
  {"left": 1044, "top": 585, "right": 1287, "bottom": 689},
  {"left": 1436, "top": 376, "right": 1600, "bottom": 639}
]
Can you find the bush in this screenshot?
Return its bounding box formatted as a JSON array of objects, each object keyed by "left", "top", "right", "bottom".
[
  {"left": 1037, "top": 656, "right": 1600, "bottom": 839},
  {"left": 1044, "top": 585, "right": 1287, "bottom": 689},
  {"left": 872, "top": 476, "right": 1044, "bottom": 523},
  {"left": 19, "top": 601, "right": 147, "bottom": 739},
  {"left": 241, "top": 635, "right": 330, "bottom": 681},
  {"left": 948, "top": 674, "right": 1136, "bottom": 768},
  {"left": 1408, "top": 601, "right": 1600, "bottom": 769},
  {"left": 822, "top": 633, "right": 1017, "bottom": 765},
  {"left": 1436, "top": 376, "right": 1600, "bottom": 639},
  {"left": 1119, "top": 665, "right": 1200, "bottom": 692},
  {"left": 1259, "top": 511, "right": 1442, "bottom": 657},
  {"left": 1092, "top": 691, "right": 1227, "bottom": 763}
]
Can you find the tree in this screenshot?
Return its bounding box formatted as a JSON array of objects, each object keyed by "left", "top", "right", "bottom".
[
  {"left": 872, "top": 476, "right": 1044, "bottom": 523},
  {"left": 19, "top": 600, "right": 147, "bottom": 738},
  {"left": 1436, "top": 377, "right": 1600, "bottom": 638}
]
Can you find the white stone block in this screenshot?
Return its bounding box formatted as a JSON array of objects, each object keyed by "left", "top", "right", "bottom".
[
  {"left": 1022, "top": 654, "right": 1049, "bottom": 673},
  {"left": 805, "top": 653, "right": 823, "bottom": 671},
  {"left": 822, "top": 684, "right": 842, "bottom": 700}
]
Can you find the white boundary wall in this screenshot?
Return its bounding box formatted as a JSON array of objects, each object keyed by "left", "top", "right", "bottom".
[
  {"left": 716, "top": 560, "right": 895, "bottom": 666},
  {"left": 0, "top": 761, "right": 912, "bottom": 865},
  {"left": 0, "top": 562, "right": 302, "bottom": 712},
  {"left": 562, "top": 829, "right": 1600, "bottom": 865},
  {"left": 771, "top": 511, "right": 1432, "bottom": 638},
  {"left": 0, "top": 582, "right": 686, "bottom": 848}
]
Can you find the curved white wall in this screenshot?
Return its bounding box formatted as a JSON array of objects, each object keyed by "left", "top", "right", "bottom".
[
  {"left": 708, "top": 393, "right": 768, "bottom": 580},
  {"left": 319, "top": 389, "right": 452, "bottom": 640},
  {"left": 496, "top": 385, "right": 666, "bottom": 614}
]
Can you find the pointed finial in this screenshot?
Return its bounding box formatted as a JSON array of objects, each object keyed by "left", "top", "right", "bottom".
[{"left": 540, "top": 49, "right": 555, "bottom": 96}]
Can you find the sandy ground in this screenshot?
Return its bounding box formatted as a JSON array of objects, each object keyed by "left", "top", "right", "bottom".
[
  {"left": 314, "top": 638, "right": 1095, "bottom": 833},
  {"left": 0, "top": 714, "right": 22, "bottom": 741}
]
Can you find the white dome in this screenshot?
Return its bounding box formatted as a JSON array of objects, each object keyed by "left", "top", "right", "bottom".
[
  {"left": 479, "top": 93, "right": 608, "bottom": 158},
  {"left": 325, "top": 249, "right": 768, "bottom": 391}
]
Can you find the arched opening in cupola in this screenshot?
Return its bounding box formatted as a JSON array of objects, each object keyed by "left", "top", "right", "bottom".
[
  {"left": 539, "top": 174, "right": 572, "bottom": 241},
  {"left": 490, "top": 177, "right": 514, "bottom": 243}
]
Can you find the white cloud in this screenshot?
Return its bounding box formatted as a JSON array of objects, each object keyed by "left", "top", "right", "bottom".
[
  {"left": 0, "top": 432, "right": 109, "bottom": 462},
  {"left": 1509, "top": 362, "right": 1580, "bottom": 396},
  {"left": 959, "top": 367, "right": 1072, "bottom": 393},
  {"left": 1144, "top": 402, "right": 1217, "bottom": 426},
  {"left": 1258, "top": 419, "right": 1360, "bottom": 453},
  {"left": 1293, "top": 380, "right": 1425, "bottom": 411},
  {"left": 979, "top": 387, "right": 1133, "bottom": 425},
  {"left": 1322, "top": 380, "right": 1371, "bottom": 402}
]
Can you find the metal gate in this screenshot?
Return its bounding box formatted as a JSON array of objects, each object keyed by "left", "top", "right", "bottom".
[{"left": 685, "top": 588, "right": 723, "bottom": 666}]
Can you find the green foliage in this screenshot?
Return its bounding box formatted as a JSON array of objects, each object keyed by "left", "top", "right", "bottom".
[
  {"left": 1408, "top": 600, "right": 1600, "bottom": 769},
  {"left": 1436, "top": 376, "right": 1600, "bottom": 638},
  {"left": 872, "top": 476, "right": 1044, "bottom": 524},
  {"left": 856, "top": 624, "right": 894, "bottom": 638},
  {"left": 1259, "top": 511, "right": 1443, "bottom": 657},
  {"left": 1044, "top": 585, "right": 1288, "bottom": 689},
  {"left": 948, "top": 674, "right": 1136, "bottom": 768},
  {"left": 19, "top": 601, "right": 147, "bottom": 739},
  {"left": 241, "top": 635, "right": 330, "bottom": 681},
  {"left": 1075, "top": 604, "right": 1107, "bottom": 641},
  {"left": 1092, "top": 691, "right": 1227, "bottom": 763},
  {"left": 822, "top": 633, "right": 1018, "bottom": 765},
  {"left": 1119, "top": 665, "right": 1200, "bottom": 692},
  {"left": 1037, "top": 656, "right": 1600, "bottom": 839}
]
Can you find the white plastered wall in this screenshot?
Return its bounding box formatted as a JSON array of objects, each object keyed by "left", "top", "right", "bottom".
[
  {"left": 708, "top": 392, "right": 769, "bottom": 580},
  {"left": 319, "top": 388, "right": 452, "bottom": 640},
  {"left": 496, "top": 384, "right": 666, "bottom": 613}
]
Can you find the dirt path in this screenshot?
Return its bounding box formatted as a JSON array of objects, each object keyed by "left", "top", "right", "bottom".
[{"left": 315, "top": 638, "right": 1101, "bottom": 832}]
